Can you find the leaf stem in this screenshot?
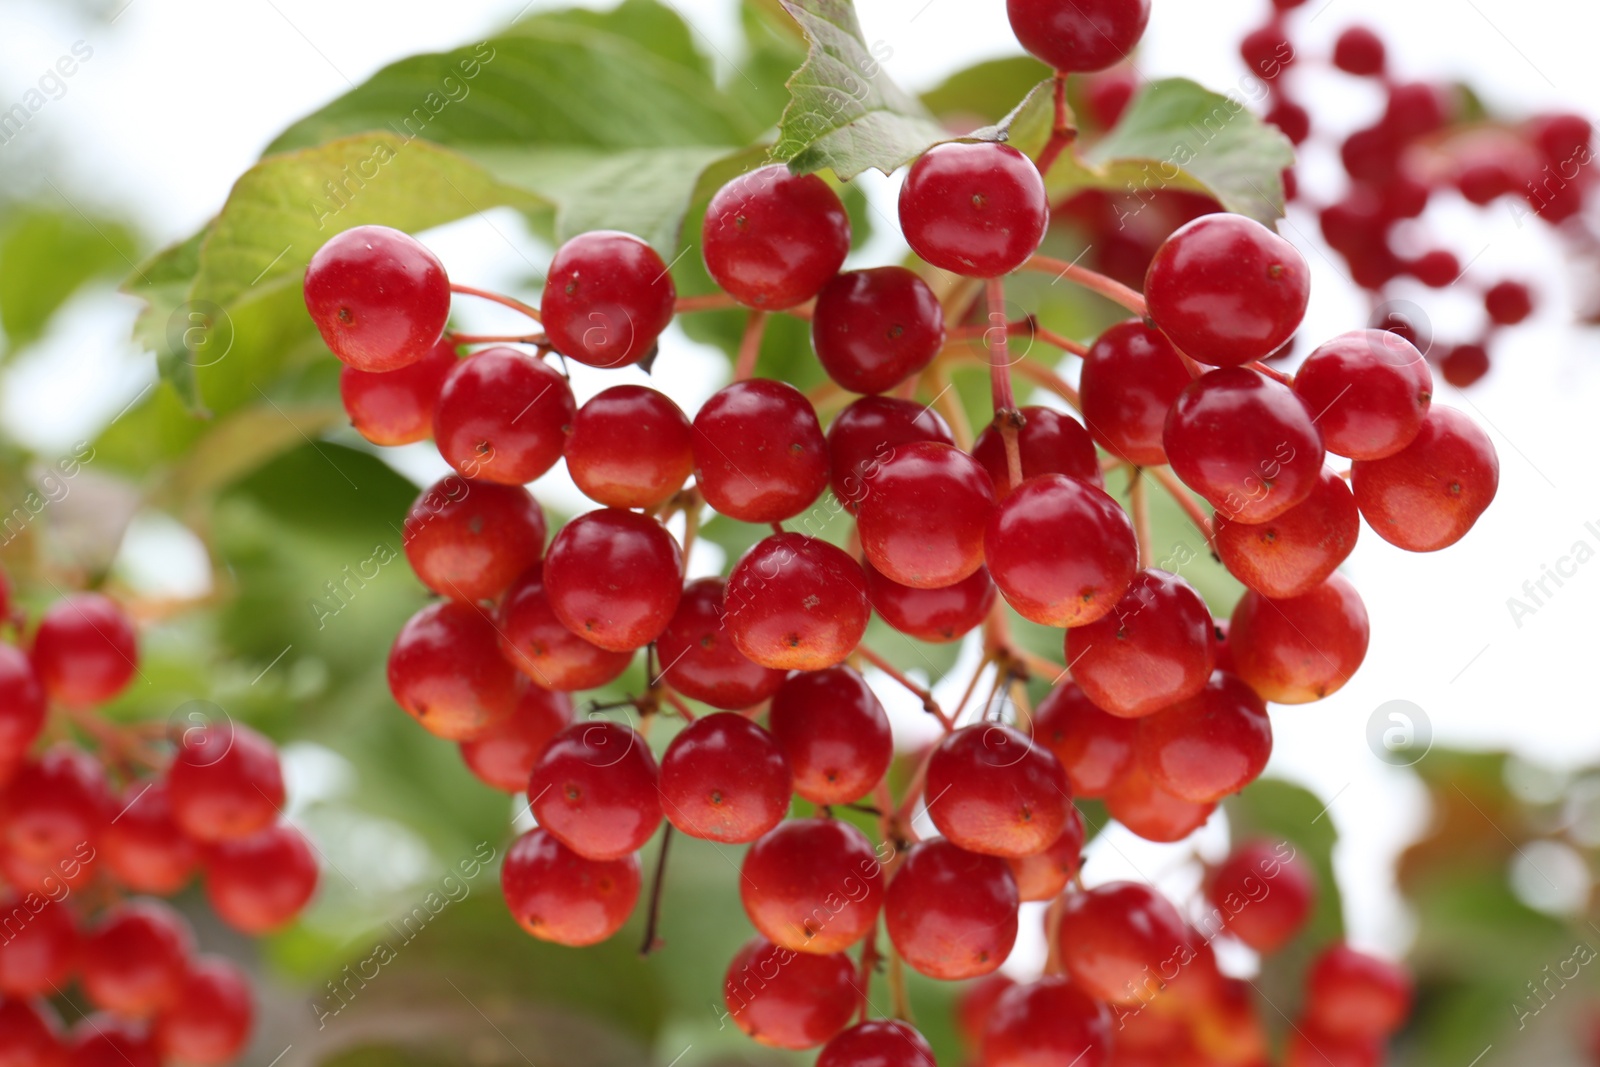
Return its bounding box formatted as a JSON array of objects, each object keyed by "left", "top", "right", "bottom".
[
  {"left": 449, "top": 283, "right": 542, "bottom": 322},
  {"left": 1035, "top": 73, "right": 1076, "bottom": 176},
  {"left": 1023, "top": 255, "right": 1147, "bottom": 316}
]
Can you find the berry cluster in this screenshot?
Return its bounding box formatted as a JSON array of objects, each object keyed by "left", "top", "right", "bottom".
[
  {"left": 0, "top": 581, "right": 315, "bottom": 1067},
  {"left": 300, "top": 1, "right": 1503, "bottom": 1063}
]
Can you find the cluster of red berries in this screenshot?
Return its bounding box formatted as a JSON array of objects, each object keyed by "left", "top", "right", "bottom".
[
  {"left": 297, "top": 0, "right": 1499, "bottom": 1063},
  {"left": 0, "top": 576, "right": 316, "bottom": 1067}
]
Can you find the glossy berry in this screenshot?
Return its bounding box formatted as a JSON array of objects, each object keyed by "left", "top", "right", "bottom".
[
  {"left": 825, "top": 396, "right": 954, "bottom": 514},
  {"left": 1104, "top": 760, "right": 1216, "bottom": 842},
  {"left": 1, "top": 746, "right": 109, "bottom": 865},
  {"left": 740, "top": 818, "right": 883, "bottom": 953},
  {"left": 724, "top": 534, "right": 870, "bottom": 671},
  {"left": 0, "top": 998, "right": 64, "bottom": 1067},
  {"left": 1351, "top": 406, "right": 1498, "bottom": 551},
  {"left": 433, "top": 347, "right": 575, "bottom": 484},
  {"left": 972, "top": 407, "right": 1102, "bottom": 498},
  {"left": 1441, "top": 343, "right": 1490, "bottom": 388},
  {"left": 885, "top": 838, "right": 1018, "bottom": 980},
  {"left": 1215, "top": 467, "right": 1360, "bottom": 599},
  {"left": 1066, "top": 569, "right": 1215, "bottom": 718},
  {"left": 0, "top": 644, "right": 46, "bottom": 767},
  {"left": 1230, "top": 573, "right": 1370, "bottom": 704},
  {"left": 1008, "top": 805, "right": 1085, "bottom": 902},
  {"left": 925, "top": 724, "right": 1072, "bottom": 857},
  {"left": 403, "top": 476, "right": 546, "bottom": 603},
  {"left": 1240, "top": 22, "right": 1294, "bottom": 81},
  {"left": 865, "top": 558, "right": 995, "bottom": 644},
  {"left": 1079, "top": 319, "right": 1192, "bottom": 466},
  {"left": 1304, "top": 944, "right": 1414, "bottom": 1039},
  {"left": 1206, "top": 840, "right": 1316, "bottom": 954},
  {"left": 339, "top": 337, "right": 457, "bottom": 446},
  {"left": 659, "top": 714, "right": 791, "bottom": 843},
  {"left": 702, "top": 165, "right": 850, "bottom": 309},
  {"left": 154, "top": 957, "right": 253, "bottom": 1066},
  {"left": 1333, "top": 26, "right": 1386, "bottom": 75},
  {"left": 29, "top": 593, "right": 138, "bottom": 709},
  {"left": 543, "top": 508, "right": 683, "bottom": 652},
  {"left": 1292, "top": 330, "right": 1431, "bottom": 461},
  {"left": 501, "top": 827, "right": 640, "bottom": 946},
  {"left": 1135, "top": 671, "right": 1273, "bottom": 803},
  {"left": 68, "top": 1016, "right": 159, "bottom": 1067},
  {"left": 1058, "top": 881, "right": 1189, "bottom": 1005},
  {"left": 565, "top": 386, "right": 693, "bottom": 508},
  {"left": 655, "top": 578, "right": 787, "bottom": 710},
  {"left": 0, "top": 894, "right": 77, "bottom": 995},
  {"left": 529, "top": 720, "right": 662, "bottom": 861},
  {"left": 957, "top": 974, "right": 1017, "bottom": 1051},
  {"left": 692, "top": 379, "right": 829, "bottom": 523},
  {"left": 981, "top": 976, "right": 1113, "bottom": 1067},
  {"left": 387, "top": 601, "right": 519, "bottom": 740},
  {"left": 818, "top": 1020, "right": 935, "bottom": 1067},
  {"left": 812, "top": 268, "right": 945, "bottom": 394},
  {"left": 767, "top": 667, "right": 892, "bottom": 805},
  {"left": 166, "top": 722, "right": 284, "bottom": 842},
  {"left": 1033, "top": 681, "right": 1137, "bottom": 798},
  {"left": 458, "top": 685, "right": 574, "bottom": 793},
  {"left": 899, "top": 142, "right": 1048, "bottom": 278},
  {"left": 541, "top": 230, "right": 676, "bottom": 368},
  {"left": 1285, "top": 1026, "right": 1383, "bottom": 1067},
  {"left": 1145, "top": 214, "right": 1310, "bottom": 367},
  {"left": 1164, "top": 367, "right": 1324, "bottom": 523},
  {"left": 1006, "top": 0, "right": 1151, "bottom": 73},
  {"left": 496, "top": 571, "right": 632, "bottom": 692},
  {"left": 724, "top": 938, "right": 859, "bottom": 1050},
  {"left": 304, "top": 225, "right": 450, "bottom": 372},
  {"left": 203, "top": 822, "right": 319, "bottom": 934},
  {"left": 984, "top": 474, "right": 1138, "bottom": 628},
  {"left": 858, "top": 442, "right": 996, "bottom": 589},
  {"left": 80, "top": 901, "right": 192, "bottom": 1017}
]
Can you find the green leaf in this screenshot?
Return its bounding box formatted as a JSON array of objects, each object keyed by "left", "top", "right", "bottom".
[
  {"left": 0, "top": 204, "right": 139, "bottom": 355},
  {"left": 921, "top": 56, "right": 1053, "bottom": 128}
]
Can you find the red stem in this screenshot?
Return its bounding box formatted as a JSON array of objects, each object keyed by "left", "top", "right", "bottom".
[
  {"left": 985, "top": 278, "right": 1024, "bottom": 488},
  {"left": 449, "top": 283, "right": 541, "bottom": 323},
  {"left": 734, "top": 311, "right": 768, "bottom": 381},
  {"left": 1023, "top": 255, "right": 1148, "bottom": 316},
  {"left": 857, "top": 646, "right": 953, "bottom": 732},
  {"left": 1035, "top": 74, "right": 1075, "bottom": 176}
]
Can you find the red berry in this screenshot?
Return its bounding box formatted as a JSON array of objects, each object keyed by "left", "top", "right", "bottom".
[
  {"left": 0, "top": 645, "right": 46, "bottom": 769},
  {"left": 886, "top": 838, "right": 1018, "bottom": 980},
  {"left": 403, "top": 476, "right": 545, "bottom": 603},
  {"left": 1350, "top": 406, "right": 1498, "bottom": 552},
  {"left": 1145, "top": 214, "right": 1310, "bottom": 367},
  {"left": 818, "top": 1020, "right": 935, "bottom": 1067},
  {"left": 972, "top": 407, "right": 1102, "bottom": 498},
  {"left": 500, "top": 827, "right": 640, "bottom": 946},
  {"left": 724, "top": 534, "right": 869, "bottom": 671},
  {"left": 1104, "top": 760, "right": 1215, "bottom": 842},
  {"left": 723, "top": 937, "right": 860, "bottom": 1049},
  {"left": 1240, "top": 21, "right": 1294, "bottom": 81},
  {"left": 1384, "top": 82, "right": 1449, "bottom": 138},
  {"left": 154, "top": 957, "right": 253, "bottom": 1066},
  {"left": 825, "top": 396, "right": 953, "bottom": 514},
  {"left": 1033, "top": 681, "right": 1137, "bottom": 798},
  {"left": 80, "top": 901, "right": 192, "bottom": 1017},
  {"left": 565, "top": 385, "right": 693, "bottom": 508},
  {"left": 1267, "top": 99, "right": 1312, "bottom": 145},
  {"left": 67, "top": 1015, "right": 159, "bottom": 1067},
  {"left": 767, "top": 667, "right": 892, "bottom": 805},
  {"left": 1485, "top": 279, "right": 1534, "bottom": 325},
  {"left": 304, "top": 225, "right": 449, "bottom": 372},
  {"left": 693, "top": 378, "right": 829, "bottom": 522},
  {"left": 858, "top": 442, "right": 996, "bottom": 589},
  {"left": 1083, "top": 68, "right": 1137, "bottom": 129},
  {"left": 1008, "top": 805, "right": 1085, "bottom": 902},
  {"left": 1006, "top": 0, "right": 1151, "bottom": 73},
  {"left": 1285, "top": 1025, "right": 1383, "bottom": 1067},
  {"left": 659, "top": 713, "right": 791, "bottom": 843},
  {"left": 541, "top": 230, "right": 676, "bottom": 368},
  {"left": 339, "top": 337, "right": 457, "bottom": 446},
  {"left": 957, "top": 974, "right": 1016, "bottom": 1051},
  {"left": 1440, "top": 343, "right": 1490, "bottom": 388},
  {"left": 496, "top": 570, "right": 632, "bottom": 692},
  {"left": 1293, "top": 329, "right": 1431, "bottom": 462},
  {"left": 1206, "top": 840, "right": 1316, "bottom": 953},
  {"left": 1214, "top": 467, "right": 1360, "bottom": 599},
  {"left": 1136, "top": 671, "right": 1273, "bottom": 802},
  {"left": 1304, "top": 944, "right": 1413, "bottom": 1038},
  {"left": 984, "top": 474, "right": 1138, "bottom": 628},
  {"left": 433, "top": 347, "right": 575, "bottom": 485},
  {"left": 1, "top": 746, "right": 109, "bottom": 866},
  {"left": 0, "top": 998, "right": 64, "bottom": 1067},
  {"left": 543, "top": 509, "right": 683, "bottom": 652},
  {"left": 387, "top": 601, "right": 519, "bottom": 741},
  {"left": 1079, "top": 319, "right": 1191, "bottom": 467},
  {"left": 1333, "top": 26, "right": 1386, "bottom": 76},
  {"left": 1058, "top": 881, "right": 1188, "bottom": 1005},
  {"left": 812, "top": 268, "right": 945, "bottom": 394},
  {"left": 0, "top": 894, "right": 77, "bottom": 996},
  {"left": 1230, "top": 574, "right": 1370, "bottom": 704},
  {"left": 29, "top": 594, "right": 137, "bottom": 709},
  {"left": 203, "top": 822, "right": 319, "bottom": 934},
  {"left": 458, "top": 685, "right": 573, "bottom": 793},
  {"left": 1408, "top": 249, "right": 1459, "bottom": 288},
  {"left": 655, "top": 578, "right": 787, "bottom": 710},
  {"left": 1066, "top": 569, "right": 1215, "bottom": 718},
  {"left": 899, "top": 142, "right": 1048, "bottom": 278},
  {"left": 702, "top": 165, "right": 850, "bottom": 309},
  {"left": 925, "top": 723, "right": 1072, "bottom": 857},
  {"left": 740, "top": 817, "right": 884, "bottom": 953},
  {"left": 865, "top": 558, "right": 995, "bottom": 644},
  {"left": 529, "top": 720, "right": 661, "bottom": 861},
  {"left": 166, "top": 722, "right": 283, "bottom": 843},
  {"left": 981, "top": 976, "right": 1113, "bottom": 1067}
]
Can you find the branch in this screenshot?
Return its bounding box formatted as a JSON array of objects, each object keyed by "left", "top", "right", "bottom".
[{"left": 1022, "top": 255, "right": 1147, "bottom": 316}]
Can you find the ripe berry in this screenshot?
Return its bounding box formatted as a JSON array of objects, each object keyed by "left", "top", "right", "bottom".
[
  {"left": 29, "top": 593, "right": 138, "bottom": 708},
  {"left": 724, "top": 937, "right": 860, "bottom": 1049},
  {"left": 154, "top": 957, "right": 253, "bottom": 1066},
  {"left": 1285, "top": 1025, "right": 1383, "bottom": 1067},
  {"left": 825, "top": 396, "right": 954, "bottom": 514},
  {"left": 1215, "top": 467, "right": 1360, "bottom": 599},
  {"left": 166, "top": 722, "right": 284, "bottom": 842},
  {"left": 1333, "top": 26, "right": 1386, "bottom": 76},
  {"left": 1079, "top": 319, "right": 1192, "bottom": 467},
  {"left": 1135, "top": 671, "right": 1273, "bottom": 803},
  {"left": 565, "top": 386, "right": 693, "bottom": 508},
  {"left": 1229, "top": 573, "right": 1370, "bottom": 704},
  {"left": 1033, "top": 681, "right": 1137, "bottom": 798},
  {"left": 972, "top": 407, "right": 1102, "bottom": 497},
  {"left": 702, "top": 165, "right": 850, "bottom": 309},
  {"left": 0, "top": 644, "right": 46, "bottom": 767},
  {"left": 1440, "top": 343, "right": 1490, "bottom": 388},
  {"left": 981, "top": 976, "right": 1113, "bottom": 1067},
  {"left": 858, "top": 442, "right": 996, "bottom": 589},
  {"left": 1065, "top": 569, "right": 1215, "bottom": 718},
  {"left": 1206, "top": 840, "right": 1316, "bottom": 954},
  {"left": 1104, "top": 760, "right": 1216, "bottom": 842},
  {"left": 1164, "top": 367, "right": 1324, "bottom": 523},
  {"left": 865, "top": 558, "right": 995, "bottom": 644},
  {"left": 1144, "top": 214, "right": 1310, "bottom": 367},
  {"left": 692, "top": 379, "right": 829, "bottom": 523},
  {"left": 655, "top": 578, "right": 787, "bottom": 710},
  {"left": 1292, "top": 330, "right": 1431, "bottom": 461},
  {"left": 1, "top": 745, "right": 109, "bottom": 866},
  {"left": 0, "top": 998, "right": 64, "bottom": 1067},
  {"left": 811, "top": 268, "right": 945, "bottom": 394},
  {"left": 458, "top": 685, "right": 573, "bottom": 793},
  {"left": 529, "top": 720, "right": 662, "bottom": 860},
  {"left": 304, "top": 225, "right": 450, "bottom": 372},
  {"left": 0, "top": 894, "right": 77, "bottom": 995},
  {"left": 1268, "top": 98, "right": 1312, "bottom": 144},
  {"left": 387, "top": 601, "right": 519, "bottom": 740},
  {"left": 885, "top": 838, "right": 1018, "bottom": 980},
  {"left": 1008, "top": 805, "right": 1085, "bottom": 901},
  {"left": 403, "top": 476, "right": 546, "bottom": 603},
  {"left": 767, "top": 667, "right": 892, "bottom": 805},
  {"left": 541, "top": 230, "right": 676, "bottom": 368},
  {"left": 543, "top": 509, "right": 683, "bottom": 652},
  {"left": 1484, "top": 279, "right": 1534, "bottom": 325},
  {"left": 1409, "top": 249, "right": 1459, "bottom": 288},
  {"left": 1240, "top": 21, "right": 1294, "bottom": 81},
  {"left": 339, "top": 337, "right": 457, "bottom": 446},
  {"left": 501, "top": 827, "right": 640, "bottom": 946},
  {"left": 659, "top": 714, "right": 791, "bottom": 843},
  {"left": 1058, "top": 881, "right": 1189, "bottom": 1005},
  {"left": 1350, "top": 406, "right": 1498, "bottom": 552},
  {"left": 898, "top": 142, "right": 1048, "bottom": 278},
  {"left": 818, "top": 1020, "right": 935, "bottom": 1067},
  {"left": 984, "top": 474, "right": 1138, "bottom": 628},
  {"left": 740, "top": 817, "right": 883, "bottom": 953},
  {"left": 68, "top": 1015, "right": 159, "bottom": 1067},
  {"left": 433, "top": 347, "right": 575, "bottom": 485},
  {"left": 203, "top": 822, "right": 319, "bottom": 934},
  {"left": 1006, "top": 0, "right": 1151, "bottom": 73},
  {"left": 957, "top": 974, "right": 1017, "bottom": 1051},
  {"left": 724, "top": 534, "right": 869, "bottom": 671},
  {"left": 1304, "top": 944, "right": 1414, "bottom": 1039},
  {"left": 924, "top": 723, "right": 1072, "bottom": 857},
  {"left": 80, "top": 901, "right": 192, "bottom": 1017},
  {"left": 496, "top": 571, "right": 632, "bottom": 692}
]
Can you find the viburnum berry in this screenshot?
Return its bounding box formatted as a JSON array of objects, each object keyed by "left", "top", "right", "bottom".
[
  {"left": 154, "top": 957, "right": 254, "bottom": 1066},
  {"left": 1135, "top": 670, "right": 1274, "bottom": 803},
  {"left": 1008, "top": 804, "right": 1085, "bottom": 901},
  {"left": 304, "top": 225, "right": 450, "bottom": 372},
  {"left": 1292, "top": 329, "right": 1431, "bottom": 461},
  {"left": 898, "top": 141, "right": 1048, "bottom": 278},
  {"left": 981, "top": 976, "right": 1113, "bottom": 1067},
  {"left": 723, "top": 937, "right": 860, "bottom": 1050},
  {"left": 387, "top": 600, "right": 520, "bottom": 740},
  {"left": 166, "top": 721, "right": 285, "bottom": 842},
  {"left": 1065, "top": 569, "right": 1216, "bottom": 718},
  {"left": 885, "top": 838, "right": 1019, "bottom": 980},
  {"left": 692, "top": 378, "right": 829, "bottom": 523},
  {"left": 458, "top": 685, "right": 573, "bottom": 793},
  {"left": 1215, "top": 467, "right": 1360, "bottom": 599},
  {"left": 924, "top": 723, "right": 1072, "bottom": 857},
  {"left": 1240, "top": 21, "right": 1294, "bottom": 81},
  {"left": 957, "top": 974, "right": 1017, "bottom": 1052},
  {"left": 1284, "top": 1025, "right": 1383, "bottom": 1067},
  {"left": 1206, "top": 840, "right": 1316, "bottom": 954},
  {"left": 496, "top": 570, "right": 632, "bottom": 692},
  {"left": 0, "top": 893, "right": 77, "bottom": 995},
  {"left": 1, "top": 745, "right": 110, "bottom": 866},
  {"left": 542, "top": 508, "right": 683, "bottom": 652},
  {"left": 864, "top": 558, "right": 995, "bottom": 644},
  {"left": 1079, "top": 319, "right": 1192, "bottom": 467},
  {"left": 766, "top": 667, "right": 892, "bottom": 805},
  {"left": 857, "top": 442, "right": 996, "bottom": 589},
  {"left": 1006, "top": 0, "right": 1152, "bottom": 73},
  {"left": 528, "top": 719, "right": 662, "bottom": 861},
  {"left": 818, "top": 1020, "right": 935, "bottom": 1067},
  {"left": 1229, "top": 573, "right": 1371, "bottom": 704},
  {"left": 825, "top": 395, "right": 954, "bottom": 514},
  {"left": 68, "top": 1015, "right": 160, "bottom": 1067},
  {"left": 1304, "top": 944, "right": 1414, "bottom": 1039},
  {"left": 702, "top": 165, "right": 850, "bottom": 309},
  {"left": 1441, "top": 343, "right": 1491, "bottom": 388},
  {"left": 1333, "top": 26, "right": 1386, "bottom": 76},
  {"left": 1350, "top": 406, "right": 1499, "bottom": 552},
  {"left": 501, "top": 827, "right": 640, "bottom": 946},
  {"left": 541, "top": 230, "right": 676, "bottom": 368},
  {"left": 1104, "top": 760, "right": 1216, "bottom": 842},
  {"left": 1268, "top": 98, "right": 1312, "bottom": 144},
  {"left": 402, "top": 476, "right": 546, "bottom": 603},
  {"left": 433, "top": 347, "right": 575, "bottom": 485},
  {"left": 971, "top": 406, "right": 1102, "bottom": 497},
  {"left": 740, "top": 817, "right": 883, "bottom": 953},
  {"left": 658, "top": 713, "right": 791, "bottom": 843},
  {"left": 339, "top": 337, "right": 457, "bottom": 446},
  {"left": 203, "top": 822, "right": 319, "bottom": 934},
  {"left": 0, "top": 643, "right": 46, "bottom": 767},
  {"left": 1033, "top": 681, "right": 1137, "bottom": 798},
  {"left": 564, "top": 385, "right": 693, "bottom": 508},
  {"left": 29, "top": 592, "right": 138, "bottom": 709},
  {"left": 654, "top": 578, "right": 787, "bottom": 710},
  {"left": 0, "top": 998, "right": 64, "bottom": 1067},
  {"left": 1058, "top": 881, "right": 1189, "bottom": 1005},
  {"left": 80, "top": 900, "right": 193, "bottom": 1017},
  {"left": 724, "top": 533, "right": 869, "bottom": 671},
  {"left": 811, "top": 267, "right": 945, "bottom": 394}
]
